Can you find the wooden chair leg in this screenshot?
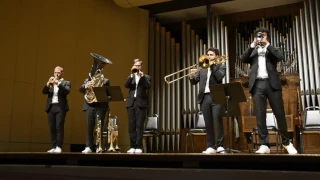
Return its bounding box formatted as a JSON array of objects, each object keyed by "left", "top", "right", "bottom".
[
  {"left": 191, "top": 134, "right": 195, "bottom": 153},
  {"left": 276, "top": 132, "right": 279, "bottom": 154},
  {"left": 142, "top": 136, "right": 147, "bottom": 153},
  {"left": 185, "top": 133, "right": 189, "bottom": 153}
]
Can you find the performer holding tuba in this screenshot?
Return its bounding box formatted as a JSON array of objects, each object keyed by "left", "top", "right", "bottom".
[
  {"left": 80, "top": 53, "right": 112, "bottom": 153},
  {"left": 189, "top": 48, "right": 226, "bottom": 154},
  {"left": 42, "top": 66, "right": 71, "bottom": 153}
]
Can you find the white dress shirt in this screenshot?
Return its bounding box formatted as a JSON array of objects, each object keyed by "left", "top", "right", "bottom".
[
  {"left": 204, "top": 68, "right": 212, "bottom": 93},
  {"left": 52, "top": 78, "right": 63, "bottom": 104},
  {"left": 251, "top": 43, "right": 270, "bottom": 79},
  {"left": 132, "top": 73, "right": 140, "bottom": 97}
]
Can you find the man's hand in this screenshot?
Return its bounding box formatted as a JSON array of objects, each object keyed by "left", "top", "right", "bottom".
[
  {"left": 47, "top": 76, "right": 55, "bottom": 87},
  {"left": 252, "top": 39, "right": 258, "bottom": 47},
  {"left": 85, "top": 81, "right": 93, "bottom": 89},
  {"left": 138, "top": 71, "right": 144, "bottom": 77},
  {"left": 189, "top": 68, "right": 197, "bottom": 78}
]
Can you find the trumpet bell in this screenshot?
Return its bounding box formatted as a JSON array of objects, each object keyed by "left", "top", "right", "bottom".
[{"left": 131, "top": 67, "right": 139, "bottom": 73}]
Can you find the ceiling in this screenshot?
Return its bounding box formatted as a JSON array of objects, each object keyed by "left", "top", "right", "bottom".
[{"left": 138, "top": 0, "right": 303, "bottom": 24}]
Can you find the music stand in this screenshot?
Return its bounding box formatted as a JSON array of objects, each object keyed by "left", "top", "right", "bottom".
[
  {"left": 93, "top": 86, "right": 125, "bottom": 102},
  {"left": 93, "top": 86, "right": 124, "bottom": 153},
  {"left": 209, "top": 82, "right": 247, "bottom": 153}
]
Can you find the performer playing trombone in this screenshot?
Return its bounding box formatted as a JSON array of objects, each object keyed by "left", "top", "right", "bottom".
[{"left": 189, "top": 48, "right": 226, "bottom": 154}]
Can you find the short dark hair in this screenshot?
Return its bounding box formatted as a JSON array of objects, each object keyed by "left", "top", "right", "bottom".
[
  {"left": 206, "top": 47, "right": 220, "bottom": 56},
  {"left": 254, "top": 27, "right": 270, "bottom": 40}
]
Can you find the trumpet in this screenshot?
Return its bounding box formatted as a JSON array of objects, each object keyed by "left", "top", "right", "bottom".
[
  {"left": 48, "top": 76, "right": 57, "bottom": 88},
  {"left": 164, "top": 55, "right": 228, "bottom": 84},
  {"left": 131, "top": 66, "right": 139, "bottom": 74}
]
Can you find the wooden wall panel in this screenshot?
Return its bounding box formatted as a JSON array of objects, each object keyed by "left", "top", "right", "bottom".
[
  {"left": 0, "top": 0, "right": 149, "bottom": 152},
  {"left": 10, "top": 82, "right": 34, "bottom": 142},
  {"left": 0, "top": 80, "right": 14, "bottom": 142},
  {"left": 0, "top": 0, "right": 19, "bottom": 80}
]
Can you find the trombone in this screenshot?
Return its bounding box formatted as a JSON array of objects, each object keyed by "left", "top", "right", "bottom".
[{"left": 164, "top": 55, "right": 228, "bottom": 84}]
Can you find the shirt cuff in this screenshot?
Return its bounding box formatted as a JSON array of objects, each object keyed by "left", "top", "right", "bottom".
[{"left": 250, "top": 43, "right": 256, "bottom": 48}]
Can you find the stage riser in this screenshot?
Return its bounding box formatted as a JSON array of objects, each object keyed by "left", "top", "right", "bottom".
[{"left": 0, "top": 165, "right": 320, "bottom": 180}]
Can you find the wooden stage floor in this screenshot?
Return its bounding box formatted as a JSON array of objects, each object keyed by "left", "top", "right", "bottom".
[{"left": 1, "top": 152, "right": 320, "bottom": 180}]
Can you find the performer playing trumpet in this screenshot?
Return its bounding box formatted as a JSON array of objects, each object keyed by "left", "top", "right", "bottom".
[
  {"left": 125, "top": 59, "right": 151, "bottom": 153},
  {"left": 42, "top": 66, "right": 71, "bottom": 153}
]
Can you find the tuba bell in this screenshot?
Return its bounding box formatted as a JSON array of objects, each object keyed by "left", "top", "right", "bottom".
[{"left": 84, "top": 53, "right": 112, "bottom": 104}]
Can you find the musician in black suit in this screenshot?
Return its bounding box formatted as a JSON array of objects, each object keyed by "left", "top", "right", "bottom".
[
  {"left": 240, "top": 27, "right": 297, "bottom": 154},
  {"left": 42, "top": 66, "right": 71, "bottom": 153},
  {"left": 79, "top": 77, "right": 110, "bottom": 153},
  {"left": 124, "top": 59, "right": 151, "bottom": 153},
  {"left": 189, "top": 48, "right": 226, "bottom": 154}
]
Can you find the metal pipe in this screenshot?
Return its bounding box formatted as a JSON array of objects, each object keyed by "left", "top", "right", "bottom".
[
  {"left": 155, "top": 22, "right": 161, "bottom": 128},
  {"left": 304, "top": 1, "right": 316, "bottom": 106},
  {"left": 165, "top": 31, "right": 171, "bottom": 151},
  {"left": 212, "top": 13, "right": 216, "bottom": 48},
  {"left": 148, "top": 18, "right": 155, "bottom": 115},
  {"left": 295, "top": 16, "right": 306, "bottom": 111},
  {"left": 160, "top": 27, "right": 166, "bottom": 151},
  {"left": 225, "top": 26, "right": 230, "bottom": 83},
  {"left": 187, "top": 24, "right": 192, "bottom": 128},
  {"left": 170, "top": 38, "right": 176, "bottom": 151},
  {"left": 176, "top": 43, "right": 181, "bottom": 152},
  {"left": 300, "top": 9, "right": 311, "bottom": 107},
  {"left": 207, "top": 5, "right": 212, "bottom": 48},
  {"left": 309, "top": 0, "right": 320, "bottom": 105},
  {"left": 181, "top": 21, "right": 187, "bottom": 129},
  {"left": 216, "top": 16, "right": 221, "bottom": 50}
]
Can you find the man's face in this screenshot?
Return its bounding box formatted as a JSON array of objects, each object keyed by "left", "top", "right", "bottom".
[
  {"left": 54, "top": 67, "right": 63, "bottom": 79},
  {"left": 207, "top": 50, "right": 217, "bottom": 60},
  {"left": 134, "top": 61, "right": 142, "bottom": 71}
]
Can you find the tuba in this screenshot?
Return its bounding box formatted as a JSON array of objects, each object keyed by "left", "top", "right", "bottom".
[{"left": 84, "top": 53, "right": 112, "bottom": 104}]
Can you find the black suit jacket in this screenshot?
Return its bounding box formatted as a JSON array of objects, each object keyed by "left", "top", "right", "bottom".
[
  {"left": 42, "top": 80, "right": 71, "bottom": 112},
  {"left": 190, "top": 64, "right": 226, "bottom": 104},
  {"left": 240, "top": 45, "right": 284, "bottom": 92},
  {"left": 124, "top": 74, "right": 151, "bottom": 108},
  {"left": 79, "top": 78, "right": 110, "bottom": 111}
]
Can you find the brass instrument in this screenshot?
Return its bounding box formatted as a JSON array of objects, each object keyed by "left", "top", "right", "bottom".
[
  {"left": 256, "top": 32, "right": 266, "bottom": 48},
  {"left": 84, "top": 53, "right": 112, "bottom": 104},
  {"left": 131, "top": 66, "right": 139, "bottom": 74},
  {"left": 95, "top": 114, "right": 103, "bottom": 153},
  {"left": 107, "top": 115, "right": 120, "bottom": 152},
  {"left": 164, "top": 55, "right": 228, "bottom": 84},
  {"left": 48, "top": 77, "right": 57, "bottom": 88}
]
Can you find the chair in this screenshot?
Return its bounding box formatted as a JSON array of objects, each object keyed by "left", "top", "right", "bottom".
[
  {"left": 300, "top": 106, "right": 320, "bottom": 154},
  {"left": 251, "top": 110, "right": 282, "bottom": 153},
  {"left": 142, "top": 114, "right": 160, "bottom": 153},
  {"left": 185, "top": 111, "right": 206, "bottom": 153}
]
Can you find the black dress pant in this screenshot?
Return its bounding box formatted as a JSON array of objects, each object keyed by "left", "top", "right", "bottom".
[
  {"left": 47, "top": 104, "right": 67, "bottom": 148},
  {"left": 127, "top": 99, "right": 146, "bottom": 149},
  {"left": 85, "top": 107, "right": 108, "bottom": 150},
  {"left": 252, "top": 79, "right": 290, "bottom": 146},
  {"left": 200, "top": 93, "right": 224, "bottom": 149}
]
